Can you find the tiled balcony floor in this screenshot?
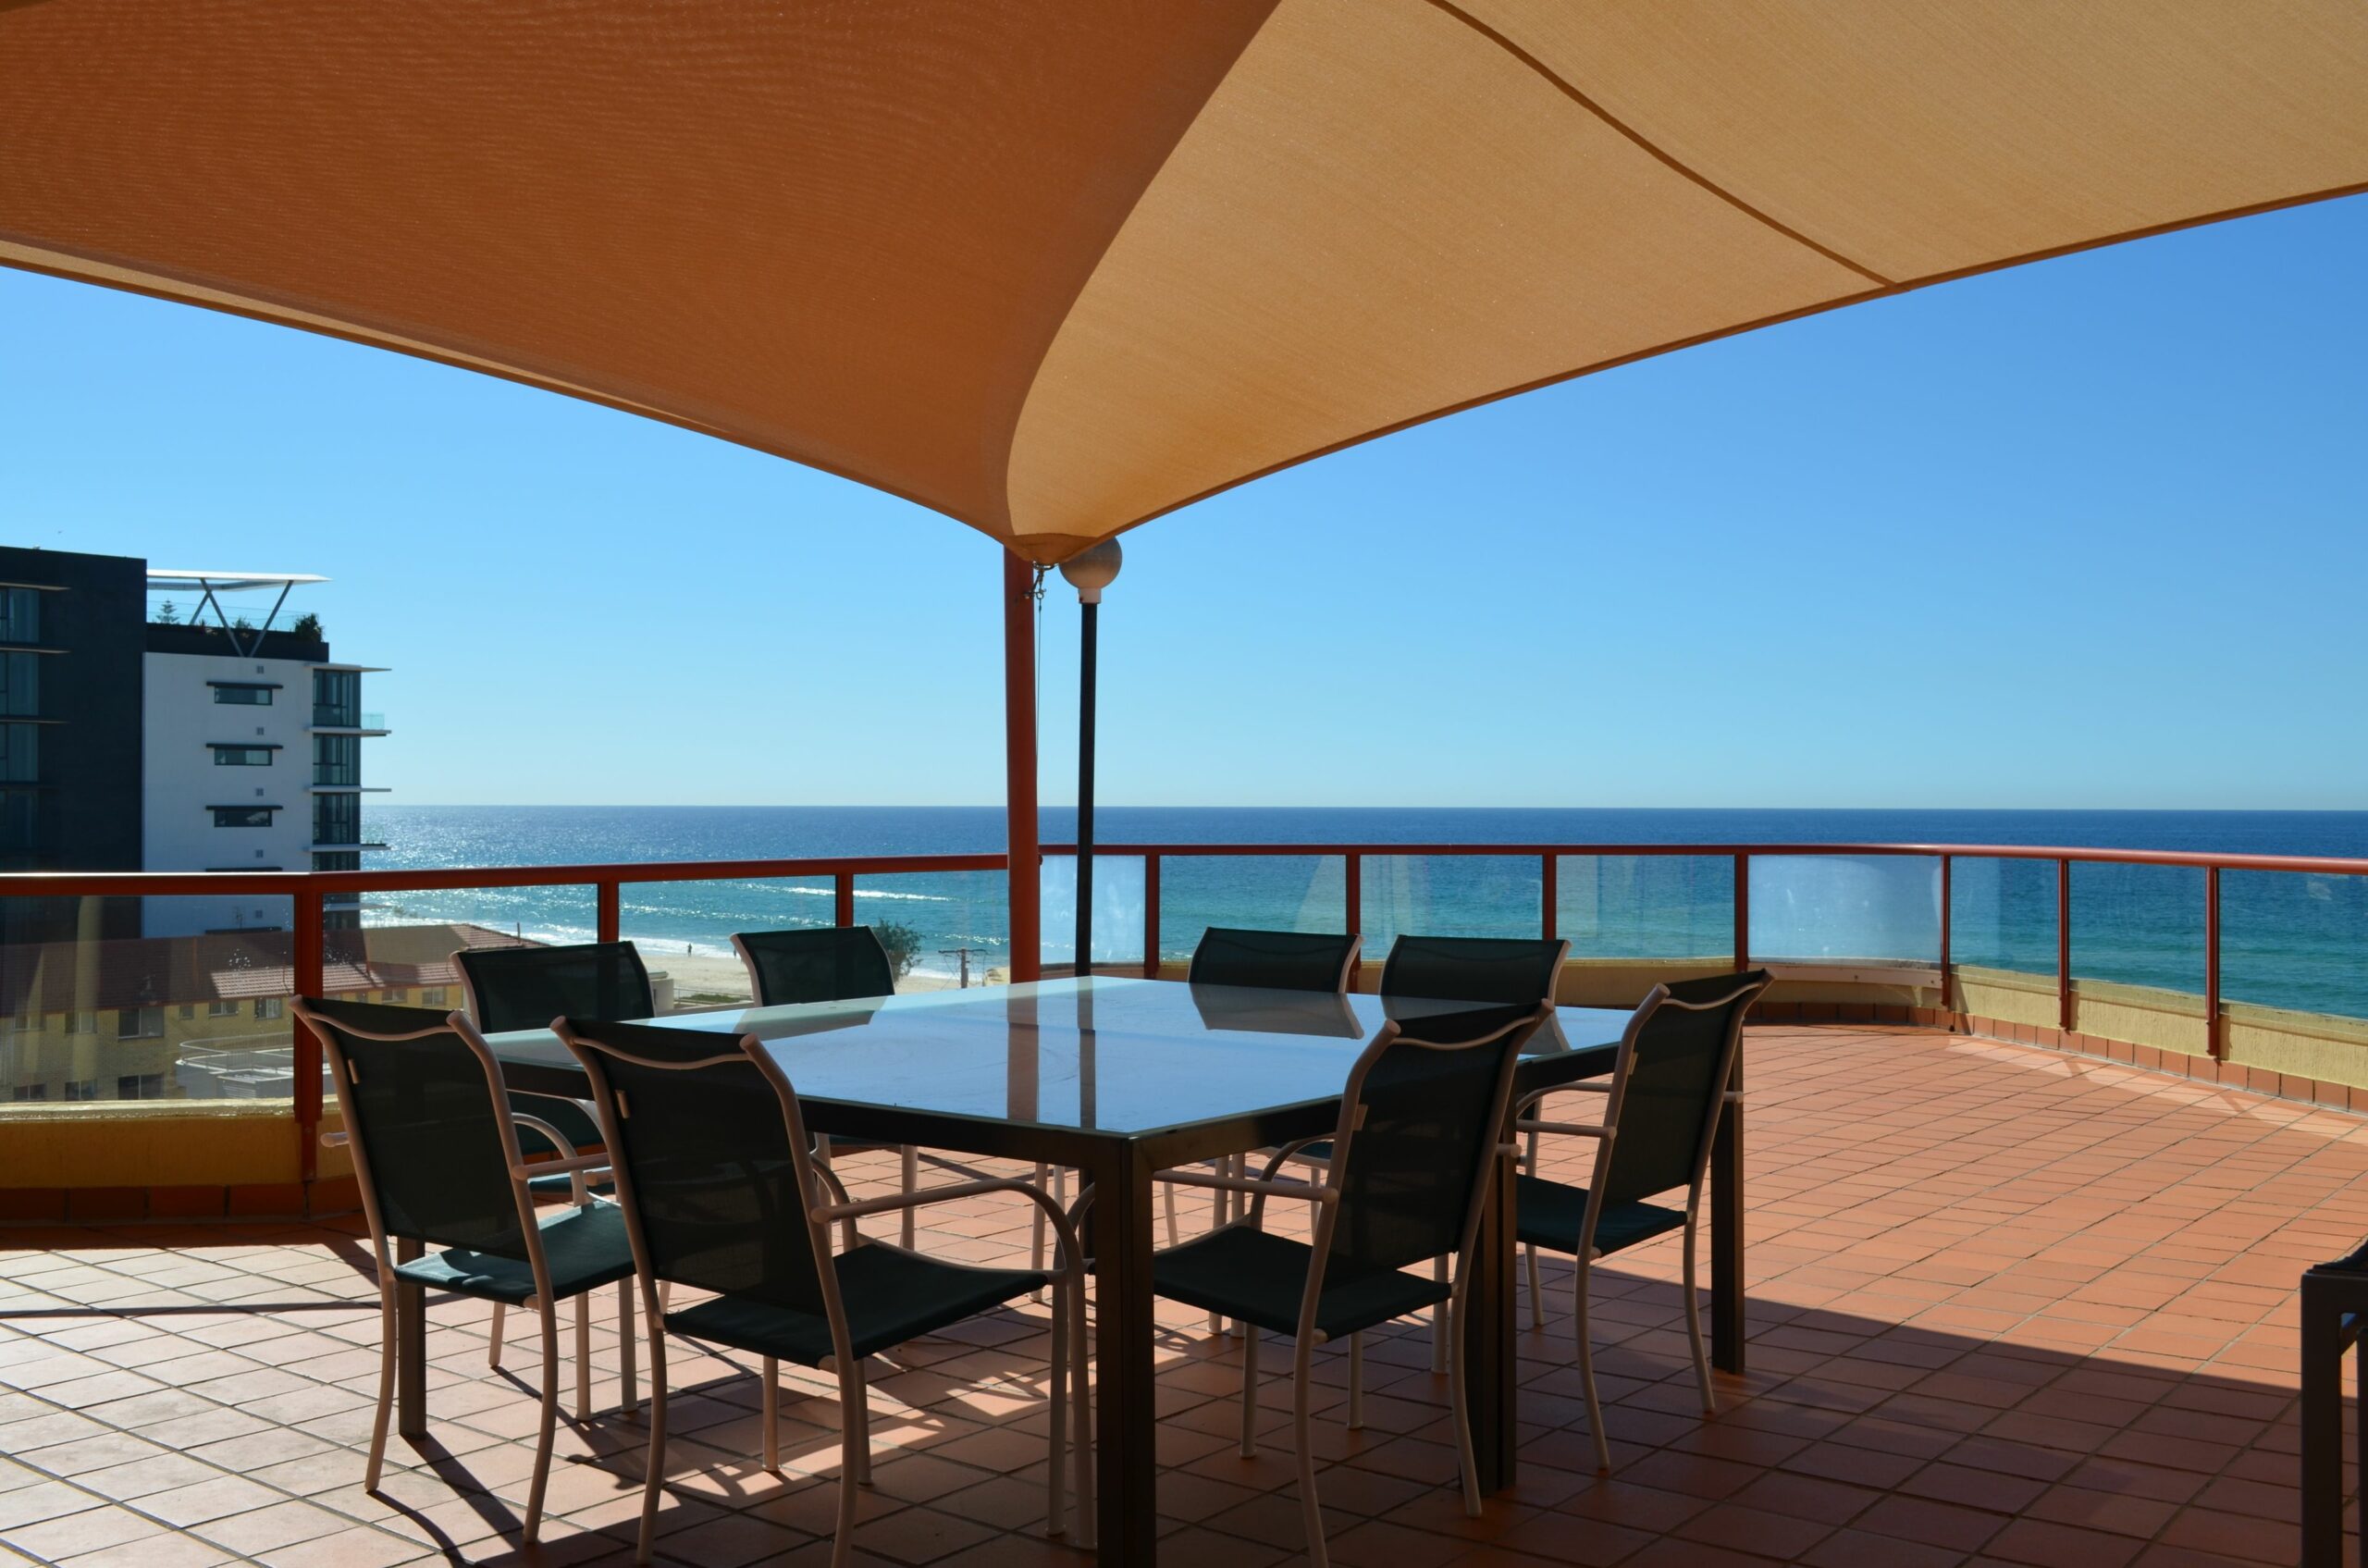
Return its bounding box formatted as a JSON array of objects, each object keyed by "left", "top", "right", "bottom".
[{"left": 1, "top": 1023, "right": 2362, "bottom": 1568}]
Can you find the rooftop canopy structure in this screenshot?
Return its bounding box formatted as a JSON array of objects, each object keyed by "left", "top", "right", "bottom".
[{"left": 3, "top": 0, "right": 2364, "bottom": 564}]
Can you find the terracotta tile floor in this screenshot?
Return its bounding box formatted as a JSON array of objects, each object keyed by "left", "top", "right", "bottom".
[{"left": 1, "top": 1023, "right": 2362, "bottom": 1567}]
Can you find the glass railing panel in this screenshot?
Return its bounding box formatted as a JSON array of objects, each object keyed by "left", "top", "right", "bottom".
[
  {"left": 2222, "top": 869, "right": 2368, "bottom": 1021},
  {"left": 1157, "top": 855, "right": 1349, "bottom": 973},
  {"left": 862, "top": 868, "right": 1012, "bottom": 992},
  {"left": 1948, "top": 857, "right": 2059, "bottom": 978},
  {"left": 1556, "top": 854, "right": 1734, "bottom": 961},
  {"left": 1040, "top": 855, "right": 1146, "bottom": 973},
  {"left": 0, "top": 893, "right": 299, "bottom": 1105},
  {"left": 1749, "top": 854, "right": 1940, "bottom": 964},
  {"left": 616, "top": 877, "right": 832, "bottom": 1010},
  {"left": 2068, "top": 861, "right": 2205, "bottom": 999},
  {"left": 1359, "top": 855, "right": 1544, "bottom": 957}
]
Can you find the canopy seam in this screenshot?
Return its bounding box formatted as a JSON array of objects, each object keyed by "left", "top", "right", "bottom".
[{"left": 1419, "top": 0, "right": 1894, "bottom": 287}]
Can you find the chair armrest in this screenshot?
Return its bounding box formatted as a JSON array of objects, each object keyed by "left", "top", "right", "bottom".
[
  {"left": 1158, "top": 1167, "right": 1336, "bottom": 1204},
  {"left": 815, "top": 1178, "right": 1092, "bottom": 1276},
  {"left": 1515, "top": 1119, "right": 1610, "bottom": 1139}
]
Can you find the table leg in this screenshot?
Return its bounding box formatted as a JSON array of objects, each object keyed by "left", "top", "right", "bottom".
[
  {"left": 395, "top": 1238, "right": 426, "bottom": 1438},
  {"left": 1462, "top": 1142, "right": 1518, "bottom": 1491},
  {"left": 1093, "top": 1146, "right": 1156, "bottom": 1564},
  {"left": 1712, "top": 1054, "right": 1745, "bottom": 1375},
  {"left": 2298, "top": 1271, "right": 2343, "bottom": 1568}
]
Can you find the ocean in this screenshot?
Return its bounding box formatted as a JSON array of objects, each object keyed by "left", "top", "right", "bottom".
[{"left": 363, "top": 807, "right": 2368, "bottom": 1019}]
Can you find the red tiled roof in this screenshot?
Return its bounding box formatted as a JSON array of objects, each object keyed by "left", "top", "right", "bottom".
[{"left": 0, "top": 922, "right": 533, "bottom": 1017}]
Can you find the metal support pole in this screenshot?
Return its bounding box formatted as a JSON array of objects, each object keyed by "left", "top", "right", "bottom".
[
  {"left": 1344, "top": 853, "right": 1363, "bottom": 987},
  {"left": 1540, "top": 852, "right": 1557, "bottom": 944},
  {"left": 1004, "top": 551, "right": 1042, "bottom": 982},
  {"left": 835, "top": 870, "right": 856, "bottom": 929},
  {"left": 1142, "top": 854, "right": 1161, "bottom": 980},
  {"left": 1076, "top": 598, "right": 1097, "bottom": 978},
  {"left": 293, "top": 890, "right": 324, "bottom": 1184},
  {"left": 597, "top": 881, "right": 621, "bottom": 944},
  {"left": 1733, "top": 853, "right": 1749, "bottom": 971},
  {"left": 1938, "top": 855, "right": 1953, "bottom": 1028}
]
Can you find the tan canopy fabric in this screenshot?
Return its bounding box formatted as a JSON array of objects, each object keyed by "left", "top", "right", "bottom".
[{"left": 4, "top": 0, "right": 2363, "bottom": 561}]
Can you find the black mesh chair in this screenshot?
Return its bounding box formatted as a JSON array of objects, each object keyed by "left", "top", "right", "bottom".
[
  {"left": 293, "top": 996, "right": 637, "bottom": 1548},
  {"left": 1514, "top": 969, "right": 1770, "bottom": 1471},
  {"left": 555, "top": 1017, "right": 1092, "bottom": 1568},
  {"left": 1152, "top": 1003, "right": 1547, "bottom": 1568},
  {"left": 2300, "top": 1241, "right": 2368, "bottom": 1566},
  {"left": 733, "top": 927, "right": 921, "bottom": 1247},
  {"left": 1381, "top": 933, "right": 1571, "bottom": 1009},
  {"left": 1188, "top": 926, "right": 1362, "bottom": 992},
  {"left": 454, "top": 938, "right": 653, "bottom": 1177}
]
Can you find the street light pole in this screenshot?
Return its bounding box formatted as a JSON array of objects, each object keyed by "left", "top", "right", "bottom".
[{"left": 1058, "top": 542, "right": 1123, "bottom": 979}]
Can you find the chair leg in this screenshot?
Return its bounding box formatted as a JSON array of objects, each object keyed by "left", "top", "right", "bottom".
[
  {"left": 364, "top": 1281, "right": 397, "bottom": 1492},
  {"left": 575, "top": 1290, "right": 592, "bottom": 1421},
  {"left": 1030, "top": 1163, "right": 1051, "bottom": 1276},
  {"left": 900, "top": 1145, "right": 919, "bottom": 1249},
  {"left": 1430, "top": 1254, "right": 1450, "bottom": 1374},
  {"left": 1447, "top": 1296, "right": 1482, "bottom": 1517},
  {"left": 1575, "top": 1253, "right": 1610, "bottom": 1473},
  {"left": 1164, "top": 1177, "right": 1180, "bottom": 1247},
  {"left": 1347, "top": 1332, "right": 1364, "bottom": 1430},
  {"left": 524, "top": 1299, "right": 560, "bottom": 1544},
  {"left": 1293, "top": 1338, "right": 1329, "bottom": 1568},
  {"left": 618, "top": 1278, "right": 637, "bottom": 1417},
  {"left": 1525, "top": 1244, "right": 1544, "bottom": 1331},
  {"left": 636, "top": 1309, "right": 668, "bottom": 1566},
  {"left": 1240, "top": 1327, "right": 1261, "bottom": 1458},
  {"left": 831, "top": 1358, "right": 865, "bottom": 1568},
  {"left": 487, "top": 1301, "right": 507, "bottom": 1370},
  {"left": 1068, "top": 1265, "right": 1095, "bottom": 1551},
  {"left": 1683, "top": 1212, "right": 1714, "bottom": 1414},
  {"left": 762, "top": 1355, "right": 781, "bottom": 1472},
  {"left": 1047, "top": 1274, "right": 1069, "bottom": 1537},
  {"left": 851, "top": 1357, "right": 874, "bottom": 1486}
]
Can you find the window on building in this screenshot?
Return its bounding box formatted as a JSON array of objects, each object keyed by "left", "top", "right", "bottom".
[
  {"left": 177, "top": 1004, "right": 195, "bottom": 1020},
  {"left": 212, "top": 807, "right": 276, "bottom": 828},
  {"left": 0, "top": 653, "right": 37, "bottom": 718},
  {"left": 420, "top": 987, "right": 448, "bottom": 1006},
  {"left": 313, "top": 734, "right": 360, "bottom": 786},
  {"left": 0, "top": 724, "right": 37, "bottom": 784},
  {"left": 0, "top": 791, "right": 39, "bottom": 855},
  {"left": 117, "top": 1007, "right": 164, "bottom": 1041},
  {"left": 210, "top": 683, "right": 274, "bottom": 705},
  {"left": 116, "top": 1074, "right": 164, "bottom": 1101},
  {"left": 63, "top": 1080, "right": 97, "bottom": 1102},
  {"left": 64, "top": 1010, "right": 95, "bottom": 1035},
  {"left": 10, "top": 1084, "right": 47, "bottom": 1102},
  {"left": 313, "top": 669, "right": 360, "bottom": 727},
  {"left": 253, "top": 997, "right": 284, "bottom": 1020},
  {"left": 0, "top": 588, "right": 42, "bottom": 646},
  {"left": 381, "top": 988, "right": 408, "bottom": 1004},
  {"left": 313, "top": 792, "right": 360, "bottom": 846},
  {"left": 207, "top": 1000, "right": 238, "bottom": 1018},
  {"left": 211, "top": 745, "right": 276, "bottom": 766}
]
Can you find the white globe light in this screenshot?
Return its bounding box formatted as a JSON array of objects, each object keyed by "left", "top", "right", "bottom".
[{"left": 1058, "top": 540, "right": 1124, "bottom": 604}]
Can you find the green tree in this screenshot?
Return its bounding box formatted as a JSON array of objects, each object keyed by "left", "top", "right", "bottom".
[
  {"left": 872, "top": 920, "right": 922, "bottom": 980},
  {"left": 154, "top": 599, "right": 179, "bottom": 625},
  {"left": 290, "top": 611, "right": 325, "bottom": 642}
]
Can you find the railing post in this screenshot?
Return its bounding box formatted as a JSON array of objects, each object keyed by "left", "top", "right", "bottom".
[
  {"left": 293, "top": 889, "right": 324, "bottom": 1184},
  {"left": 1540, "top": 852, "right": 1557, "bottom": 944},
  {"left": 1938, "top": 854, "right": 1953, "bottom": 1029},
  {"left": 2056, "top": 858, "right": 2073, "bottom": 1035},
  {"left": 1344, "top": 853, "right": 1363, "bottom": 989},
  {"left": 1732, "top": 853, "right": 1749, "bottom": 971},
  {"left": 597, "top": 881, "right": 621, "bottom": 945},
  {"left": 835, "top": 870, "right": 857, "bottom": 929},
  {"left": 2205, "top": 864, "right": 2223, "bottom": 1058},
  {"left": 1142, "top": 854, "right": 1161, "bottom": 981}
]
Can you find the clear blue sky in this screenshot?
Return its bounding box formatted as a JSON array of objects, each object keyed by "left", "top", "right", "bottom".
[{"left": 5, "top": 196, "right": 2362, "bottom": 810}]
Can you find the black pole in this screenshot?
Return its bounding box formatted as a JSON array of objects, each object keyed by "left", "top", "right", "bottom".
[{"left": 1076, "top": 598, "right": 1098, "bottom": 977}]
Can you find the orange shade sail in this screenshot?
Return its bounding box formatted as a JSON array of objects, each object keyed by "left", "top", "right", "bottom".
[{"left": 4, "top": 0, "right": 2364, "bottom": 561}]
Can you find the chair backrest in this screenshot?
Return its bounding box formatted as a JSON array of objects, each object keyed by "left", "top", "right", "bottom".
[
  {"left": 293, "top": 995, "right": 532, "bottom": 1260},
  {"left": 454, "top": 941, "right": 655, "bottom": 1033},
  {"left": 733, "top": 927, "right": 896, "bottom": 1006},
  {"left": 1187, "top": 927, "right": 1360, "bottom": 993},
  {"left": 1593, "top": 969, "right": 1770, "bottom": 1208},
  {"left": 1315, "top": 1002, "right": 1545, "bottom": 1288},
  {"left": 1380, "top": 934, "right": 1570, "bottom": 1006},
  {"left": 554, "top": 1018, "right": 834, "bottom": 1318}
]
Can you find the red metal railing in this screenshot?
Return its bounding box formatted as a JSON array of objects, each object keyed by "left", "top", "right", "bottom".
[{"left": 7, "top": 840, "right": 2364, "bottom": 1179}]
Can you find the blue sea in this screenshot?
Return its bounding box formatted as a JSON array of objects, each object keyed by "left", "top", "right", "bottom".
[{"left": 363, "top": 807, "right": 2368, "bottom": 1019}]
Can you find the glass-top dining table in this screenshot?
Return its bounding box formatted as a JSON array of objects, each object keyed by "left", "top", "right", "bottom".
[{"left": 439, "top": 976, "right": 1747, "bottom": 1565}]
